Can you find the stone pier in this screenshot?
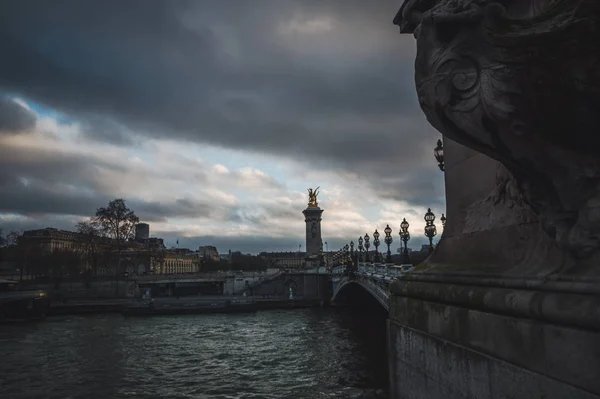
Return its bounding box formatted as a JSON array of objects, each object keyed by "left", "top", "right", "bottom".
[{"left": 388, "top": 1, "right": 600, "bottom": 398}]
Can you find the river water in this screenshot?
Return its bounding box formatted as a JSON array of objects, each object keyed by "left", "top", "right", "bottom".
[{"left": 0, "top": 308, "right": 389, "bottom": 399}]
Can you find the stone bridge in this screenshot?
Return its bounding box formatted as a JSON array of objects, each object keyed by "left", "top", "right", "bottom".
[{"left": 331, "top": 263, "right": 414, "bottom": 311}]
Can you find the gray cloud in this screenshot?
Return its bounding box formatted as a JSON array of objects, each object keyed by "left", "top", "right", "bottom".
[
  {"left": 144, "top": 233, "right": 436, "bottom": 255},
  {"left": 0, "top": 174, "right": 235, "bottom": 223},
  {"left": 0, "top": 1, "right": 435, "bottom": 163},
  {"left": 0, "top": 95, "right": 36, "bottom": 133},
  {"left": 0, "top": 143, "right": 238, "bottom": 221},
  {"left": 0, "top": 1, "right": 445, "bottom": 239}
]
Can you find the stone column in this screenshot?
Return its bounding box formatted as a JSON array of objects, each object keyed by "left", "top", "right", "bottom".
[
  {"left": 302, "top": 206, "right": 324, "bottom": 261},
  {"left": 387, "top": 1, "right": 600, "bottom": 398}
]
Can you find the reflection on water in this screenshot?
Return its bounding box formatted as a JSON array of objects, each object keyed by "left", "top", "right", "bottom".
[{"left": 0, "top": 308, "right": 388, "bottom": 399}]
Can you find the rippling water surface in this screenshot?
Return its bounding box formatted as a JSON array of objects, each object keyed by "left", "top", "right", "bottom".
[{"left": 0, "top": 308, "right": 388, "bottom": 399}]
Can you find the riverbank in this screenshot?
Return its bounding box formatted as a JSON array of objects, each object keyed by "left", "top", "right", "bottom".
[{"left": 47, "top": 296, "right": 330, "bottom": 317}]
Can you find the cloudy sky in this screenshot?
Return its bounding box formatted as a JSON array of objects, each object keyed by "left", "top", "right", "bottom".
[{"left": 0, "top": 0, "right": 444, "bottom": 254}]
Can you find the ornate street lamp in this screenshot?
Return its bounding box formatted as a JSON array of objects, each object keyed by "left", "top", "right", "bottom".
[
  {"left": 400, "top": 218, "right": 411, "bottom": 264},
  {"left": 350, "top": 240, "right": 355, "bottom": 264},
  {"left": 346, "top": 244, "right": 353, "bottom": 269},
  {"left": 440, "top": 213, "right": 446, "bottom": 229},
  {"left": 434, "top": 139, "right": 444, "bottom": 172},
  {"left": 358, "top": 236, "right": 364, "bottom": 263},
  {"left": 424, "top": 208, "right": 436, "bottom": 225},
  {"left": 384, "top": 224, "right": 393, "bottom": 263},
  {"left": 373, "top": 229, "right": 381, "bottom": 263},
  {"left": 424, "top": 208, "right": 437, "bottom": 253},
  {"left": 364, "top": 233, "right": 371, "bottom": 262}
]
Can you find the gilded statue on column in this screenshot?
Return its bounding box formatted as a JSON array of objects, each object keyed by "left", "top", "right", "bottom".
[{"left": 307, "top": 187, "right": 320, "bottom": 208}]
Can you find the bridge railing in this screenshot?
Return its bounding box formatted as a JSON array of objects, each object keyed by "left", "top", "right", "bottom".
[
  {"left": 356, "top": 274, "right": 390, "bottom": 307},
  {"left": 356, "top": 262, "right": 414, "bottom": 279}
]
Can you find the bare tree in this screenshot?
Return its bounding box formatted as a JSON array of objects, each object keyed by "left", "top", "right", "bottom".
[
  {"left": 93, "top": 199, "right": 139, "bottom": 249},
  {"left": 93, "top": 199, "right": 139, "bottom": 278}
]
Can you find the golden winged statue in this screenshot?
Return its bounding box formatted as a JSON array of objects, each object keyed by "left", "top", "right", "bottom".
[{"left": 307, "top": 186, "right": 320, "bottom": 208}]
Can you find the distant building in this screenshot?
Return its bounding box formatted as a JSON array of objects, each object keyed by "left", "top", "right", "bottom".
[
  {"left": 119, "top": 249, "right": 199, "bottom": 275},
  {"left": 259, "top": 251, "right": 306, "bottom": 269},
  {"left": 155, "top": 250, "right": 198, "bottom": 274},
  {"left": 136, "top": 237, "right": 165, "bottom": 250},
  {"left": 20, "top": 228, "right": 80, "bottom": 252},
  {"left": 20, "top": 227, "right": 112, "bottom": 253},
  {"left": 199, "top": 246, "right": 220, "bottom": 262},
  {"left": 135, "top": 223, "right": 150, "bottom": 241},
  {"left": 19, "top": 225, "right": 197, "bottom": 277}
]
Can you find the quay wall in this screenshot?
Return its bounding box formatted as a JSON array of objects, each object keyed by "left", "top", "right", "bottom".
[{"left": 20, "top": 280, "right": 132, "bottom": 300}]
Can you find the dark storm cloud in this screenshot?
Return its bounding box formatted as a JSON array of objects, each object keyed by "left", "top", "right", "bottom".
[
  {"left": 0, "top": 95, "right": 36, "bottom": 133},
  {"left": 0, "top": 174, "right": 233, "bottom": 222},
  {"left": 0, "top": 1, "right": 433, "bottom": 159},
  {"left": 0, "top": 0, "right": 444, "bottom": 224},
  {"left": 131, "top": 198, "right": 230, "bottom": 224}
]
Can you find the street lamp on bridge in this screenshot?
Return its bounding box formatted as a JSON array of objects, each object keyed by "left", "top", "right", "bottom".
[
  {"left": 434, "top": 139, "right": 444, "bottom": 172},
  {"left": 384, "top": 224, "right": 393, "bottom": 263},
  {"left": 345, "top": 244, "right": 353, "bottom": 269},
  {"left": 424, "top": 208, "right": 437, "bottom": 253},
  {"left": 364, "top": 233, "right": 371, "bottom": 262},
  {"left": 373, "top": 229, "right": 381, "bottom": 263},
  {"left": 350, "top": 240, "right": 355, "bottom": 264},
  {"left": 399, "top": 218, "right": 411, "bottom": 264},
  {"left": 358, "top": 236, "right": 364, "bottom": 262},
  {"left": 440, "top": 213, "right": 446, "bottom": 230}
]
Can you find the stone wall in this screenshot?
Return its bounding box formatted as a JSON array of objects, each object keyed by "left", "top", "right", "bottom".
[
  {"left": 387, "top": 290, "right": 600, "bottom": 398},
  {"left": 388, "top": 1, "right": 600, "bottom": 397},
  {"left": 250, "top": 273, "right": 330, "bottom": 300},
  {"left": 22, "top": 280, "right": 131, "bottom": 299}
]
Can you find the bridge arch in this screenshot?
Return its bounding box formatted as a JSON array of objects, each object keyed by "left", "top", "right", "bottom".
[{"left": 332, "top": 276, "right": 389, "bottom": 312}]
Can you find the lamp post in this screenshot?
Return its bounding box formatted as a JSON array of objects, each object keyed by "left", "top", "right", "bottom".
[
  {"left": 424, "top": 208, "right": 437, "bottom": 253},
  {"left": 373, "top": 229, "right": 381, "bottom": 263},
  {"left": 400, "top": 218, "right": 411, "bottom": 264},
  {"left": 364, "top": 233, "right": 371, "bottom": 262},
  {"left": 358, "top": 236, "right": 364, "bottom": 263},
  {"left": 344, "top": 244, "right": 350, "bottom": 268},
  {"left": 319, "top": 242, "right": 325, "bottom": 271},
  {"left": 434, "top": 139, "right": 444, "bottom": 172},
  {"left": 384, "top": 224, "right": 393, "bottom": 263},
  {"left": 350, "top": 241, "right": 355, "bottom": 264},
  {"left": 440, "top": 214, "right": 446, "bottom": 229}
]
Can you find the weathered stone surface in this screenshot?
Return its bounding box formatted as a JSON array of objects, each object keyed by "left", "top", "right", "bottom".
[
  {"left": 388, "top": 309, "right": 600, "bottom": 398},
  {"left": 303, "top": 207, "right": 324, "bottom": 259},
  {"left": 395, "top": 0, "right": 600, "bottom": 275},
  {"left": 388, "top": 2, "right": 600, "bottom": 398}
]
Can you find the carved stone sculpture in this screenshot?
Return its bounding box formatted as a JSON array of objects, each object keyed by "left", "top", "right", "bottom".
[
  {"left": 394, "top": 0, "right": 600, "bottom": 267},
  {"left": 307, "top": 186, "right": 320, "bottom": 208}
]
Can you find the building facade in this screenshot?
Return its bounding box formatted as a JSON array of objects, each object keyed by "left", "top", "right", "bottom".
[
  {"left": 199, "top": 246, "right": 220, "bottom": 262},
  {"left": 20, "top": 228, "right": 83, "bottom": 253},
  {"left": 259, "top": 252, "right": 306, "bottom": 269}
]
